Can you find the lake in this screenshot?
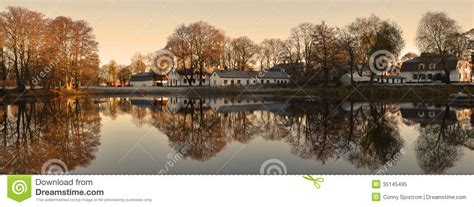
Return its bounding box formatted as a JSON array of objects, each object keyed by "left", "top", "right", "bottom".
[{"left": 0, "top": 96, "right": 472, "bottom": 174}]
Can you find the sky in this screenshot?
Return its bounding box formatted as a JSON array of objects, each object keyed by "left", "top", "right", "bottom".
[{"left": 1, "top": 0, "right": 472, "bottom": 65}]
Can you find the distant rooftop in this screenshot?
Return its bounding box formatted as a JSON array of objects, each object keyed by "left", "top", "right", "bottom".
[
  {"left": 213, "top": 69, "right": 290, "bottom": 79},
  {"left": 400, "top": 54, "right": 462, "bottom": 72}
]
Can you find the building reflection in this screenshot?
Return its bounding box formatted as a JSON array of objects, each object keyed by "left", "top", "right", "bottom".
[
  {"left": 99, "top": 97, "right": 472, "bottom": 173},
  {"left": 0, "top": 96, "right": 472, "bottom": 174}
]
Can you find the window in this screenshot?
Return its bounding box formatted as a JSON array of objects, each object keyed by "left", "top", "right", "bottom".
[
  {"left": 184, "top": 79, "right": 187, "bottom": 84},
  {"left": 237, "top": 80, "right": 241, "bottom": 84},
  {"left": 214, "top": 80, "right": 216, "bottom": 85},
  {"left": 261, "top": 80, "right": 264, "bottom": 84},
  {"left": 224, "top": 80, "right": 228, "bottom": 84},
  {"left": 421, "top": 74, "right": 426, "bottom": 79},
  {"left": 274, "top": 79, "right": 276, "bottom": 83},
  {"left": 413, "top": 74, "right": 418, "bottom": 79},
  {"left": 428, "top": 74, "right": 433, "bottom": 79},
  {"left": 246, "top": 80, "right": 249, "bottom": 84},
  {"left": 266, "top": 80, "right": 270, "bottom": 83},
  {"left": 429, "top": 63, "right": 436, "bottom": 70},
  {"left": 231, "top": 80, "right": 234, "bottom": 85},
  {"left": 202, "top": 79, "right": 206, "bottom": 84},
  {"left": 418, "top": 64, "right": 425, "bottom": 70}
]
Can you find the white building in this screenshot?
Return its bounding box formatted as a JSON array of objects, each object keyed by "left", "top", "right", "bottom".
[
  {"left": 167, "top": 68, "right": 211, "bottom": 87},
  {"left": 400, "top": 54, "right": 472, "bottom": 83},
  {"left": 209, "top": 69, "right": 290, "bottom": 86}
]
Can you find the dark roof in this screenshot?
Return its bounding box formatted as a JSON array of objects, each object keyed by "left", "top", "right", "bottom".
[
  {"left": 400, "top": 108, "right": 457, "bottom": 126},
  {"left": 400, "top": 54, "right": 460, "bottom": 72},
  {"left": 176, "top": 68, "right": 211, "bottom": 76},
  {"left": 213, "top": 69, "right": 290, "bottom": 79},
  {"left": 261, "top": 71, "right": 290, "bottom": 79},
  {"left": 130, "top": 72, "right": 156, "bottom": 81},
  {"left": 213, "top": 70, "right": 257, "bottom": 78}
]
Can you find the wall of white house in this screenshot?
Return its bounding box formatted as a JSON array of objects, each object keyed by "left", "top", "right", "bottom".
[
  {"left": 209, "top": 98, "right": 271, "bottom": 111},
  {"left": 400, "top": 60, "right": 472, "bottom": 83},
  {"left": 209, "top": 75, "right": 289, "bottom": 86},
  {"left": 167, "top": 72, "right": 210, "bottom": 86},
  {"left": 400, "top": 68, "right": 471, "bottom": 83},
  {"left": 130, "top": 80, "right": 155, "bottom": 87}
]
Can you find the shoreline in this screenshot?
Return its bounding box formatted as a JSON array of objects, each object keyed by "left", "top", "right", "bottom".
[{"left": 1, "top": 84, "right": 473, "bottom": 102}]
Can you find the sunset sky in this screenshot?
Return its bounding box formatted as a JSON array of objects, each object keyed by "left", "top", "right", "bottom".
[{"left": 1, "top": 0, "right": 472, "bottom": 65}]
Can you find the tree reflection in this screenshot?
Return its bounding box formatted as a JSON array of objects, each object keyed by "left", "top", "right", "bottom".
[
  {"left": 99, "top": 97, "right": 472, "bottom": 174},
  {"left": 0, "top": 98, "right": 101, "bottom": 174},
  {"left": 345, "top": 103, "right": 403, "bottom": 171},
  {"left": 415, "top": 106, "right": 473, "bottom": 174}
]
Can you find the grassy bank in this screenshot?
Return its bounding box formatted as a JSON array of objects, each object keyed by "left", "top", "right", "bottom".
[
  {"left": 1, "top": 85, "right": 473, "bottom": 102},
  {"left": 254, "top": 85, "right": 474, "bottom": 101}
]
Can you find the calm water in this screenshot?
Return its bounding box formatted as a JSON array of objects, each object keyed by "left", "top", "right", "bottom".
[{"left": 0, "top": 96, "right": 472, "bottom": 174}]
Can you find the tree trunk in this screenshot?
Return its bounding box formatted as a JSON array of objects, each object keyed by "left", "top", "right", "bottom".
[
  {"left": 0, "top": 48, "right": 7, "bottom": 92},
  {"left": 441, "top": 55, "right": 451, "bottom": 84}
]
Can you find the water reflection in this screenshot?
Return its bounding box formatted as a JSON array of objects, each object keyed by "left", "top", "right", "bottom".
[
  {"left": 0, "top": 96, "right": 472, "bottom": 174},
  {"left": 0, "top": 98, "right": 101, "bottom": 174}
]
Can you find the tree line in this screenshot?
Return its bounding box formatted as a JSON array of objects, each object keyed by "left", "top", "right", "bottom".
[
  {"left": 109, "top": 11, "right": 471, "bottom": 86},
  {"left": 1, "top": 6, "right": 471, "bottom": 91},
  {"left": 0, "top": 6, "right": 99, "bottom": 92}
]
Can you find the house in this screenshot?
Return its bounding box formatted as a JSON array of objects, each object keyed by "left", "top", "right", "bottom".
[
  {"left": 209, "top": 98, "right": 289, "bottom": 115},
  {"left": 339, "top": 64, "right": 406, "bottom": 85},
  {"left": 130, "top": 72, "right": 167, "bottom": 87},
  {"left": 167, "top": 68, "right": 211, "bottom": 86},
  {"left": 399, "top": 103, "right": 471, "bottom": 127},
  {"left": 209, "top": 69, "right": 290, "bottom": 86},
  {"left": 400, "top": 54, "right": 472, "bottom": 83},
  {"left": 130, "top": 97, "right": 168, "bottom": 111}
]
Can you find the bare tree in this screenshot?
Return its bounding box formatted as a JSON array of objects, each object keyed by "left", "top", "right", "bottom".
[
  {"left": 348, "top": 15, "right": 405, "bottom": 84},
  {"left": 340, "top": 29, "right": 361, "bottom": 83},
  {"left": 118, "top": 65, "right": 131, "bottom": 86},
  {"left": 1, "top": 6, "right": 46, "bottom": 91},
  {"left": 229, "top": 36, "right": 259, "bottom": 71},
  {"left": 416, "top": 11, "right": 462, "bottom": 84},
  {"left": 166, "top": 21, "right": 225, "bottom": 85},
  {"left": 107, "top": 60, "right": 118, "bottom": 85},
  {"left": 258, "top": 38, "right": 285, "bottom": 70},
  {"left": 130, "top": 52, "right": 147, "bottom": 74},
  {"left": 311, "top": 22, "right": 344, "bottom": 85},
  {"left": 288, "top": 23, "right": 316, "bottom": 68},
  {"left": 0, "top": 17, "right": 7, "bottom": 91}
]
